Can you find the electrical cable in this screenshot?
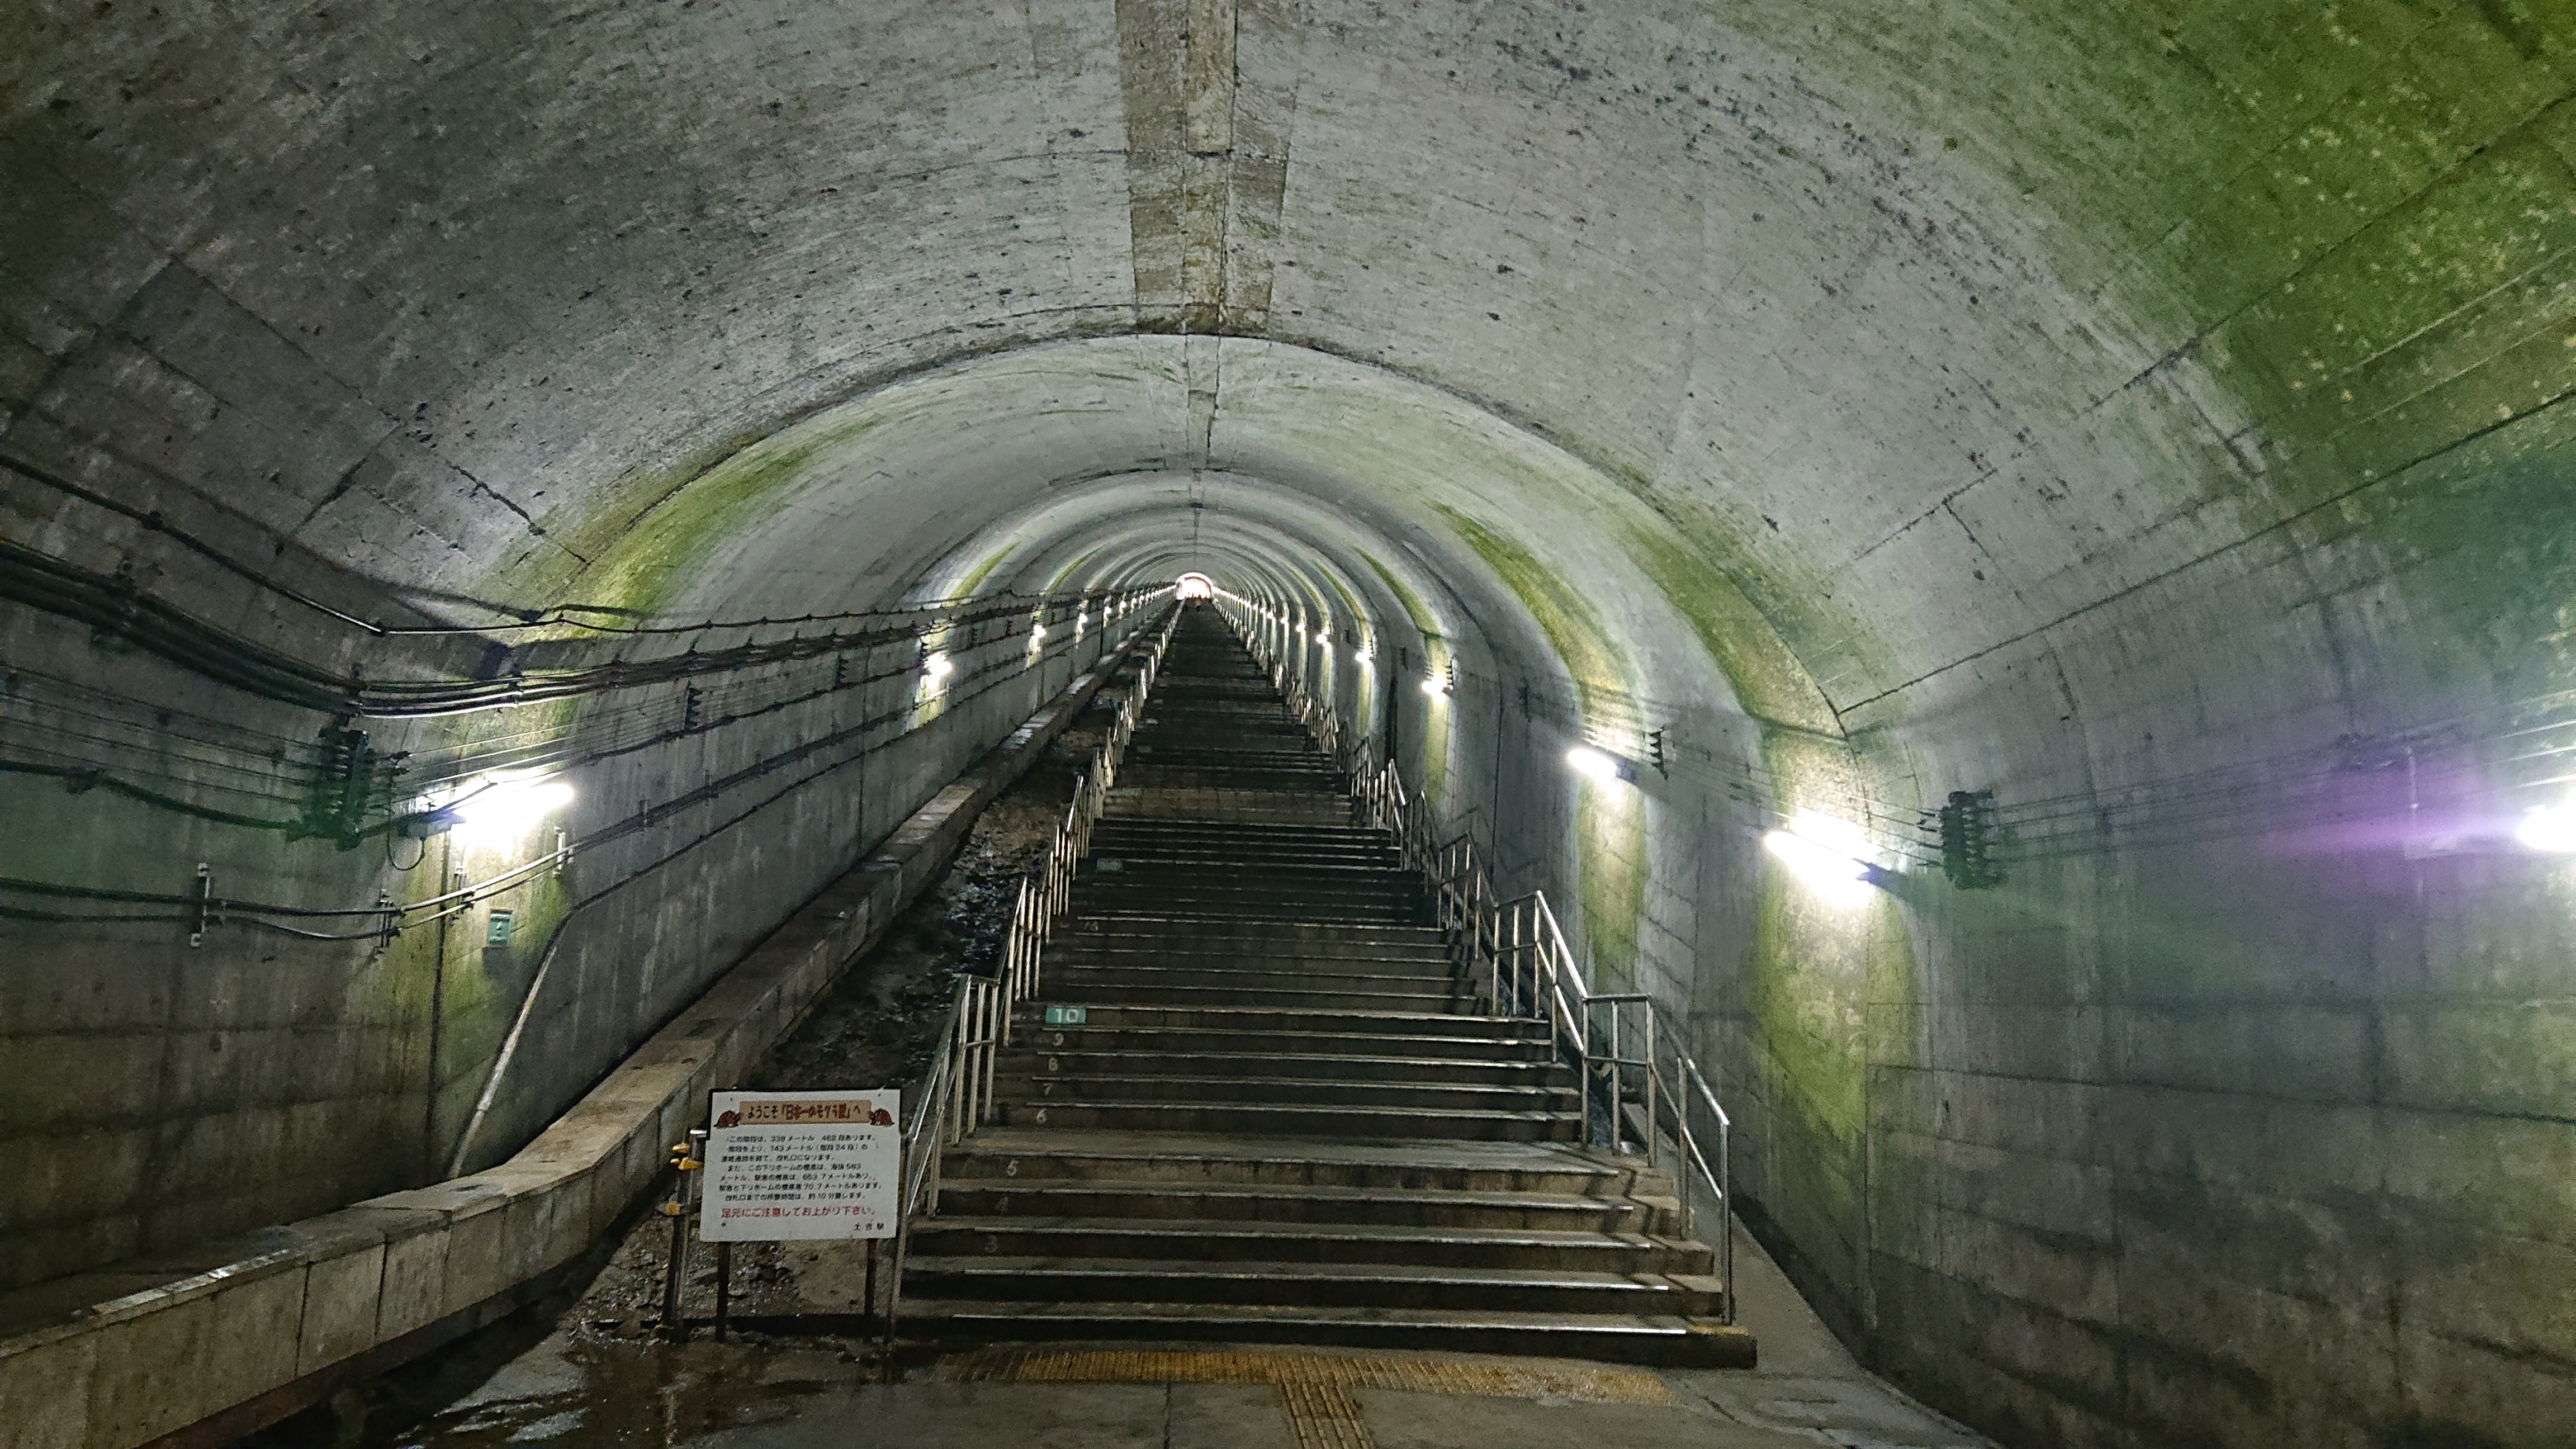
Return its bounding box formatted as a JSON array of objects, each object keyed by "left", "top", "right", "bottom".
[
  {"left": 0, "top": 607, "right": 1173, "bottom": 939},
  {"left": 2, "top": 536, "right": 1136, "bottom": 718},
  {"left": 0, "top": 590, "right": 1141, "bottom": 843}
]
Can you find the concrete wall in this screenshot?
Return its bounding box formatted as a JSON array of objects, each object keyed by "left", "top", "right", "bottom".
[
  {"left": 10, "top": 3, "right": 2576, "bottom": 1446},
  {"left": 0, "top": 593, "right": 1144, "bottom": 1294},
  {"left": 0, "top": 631, "right": 1149, "bottom": 1449}
]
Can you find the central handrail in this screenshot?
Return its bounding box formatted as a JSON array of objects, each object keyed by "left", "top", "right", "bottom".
[
  {"left": 882, "top": 602, "right": 1182, "bottom": 1347},
  {"left": 1216, "top": 595, "right": 1736, "bottom": 1323}
]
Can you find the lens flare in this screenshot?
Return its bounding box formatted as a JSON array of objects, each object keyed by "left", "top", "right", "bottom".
[{"left": 2516, "top": 802, "right": 2576, "bottom": 853}]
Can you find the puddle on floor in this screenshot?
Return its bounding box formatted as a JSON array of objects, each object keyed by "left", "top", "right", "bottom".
[{"left": 367, "top": 1328, "right": 900, "bottom": 1449}]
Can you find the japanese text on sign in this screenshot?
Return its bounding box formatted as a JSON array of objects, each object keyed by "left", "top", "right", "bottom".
[{"left": 699, "top": 1088, "right": 899, "bottom": 1242}]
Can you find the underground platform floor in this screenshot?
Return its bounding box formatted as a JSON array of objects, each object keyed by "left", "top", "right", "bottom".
[{"left": 361, "top": 1224, "right": 1987, "bottom": 1449}]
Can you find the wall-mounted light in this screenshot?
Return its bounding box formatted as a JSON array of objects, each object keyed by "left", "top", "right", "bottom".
[
  {"left": 439, "top": 772, "right": 575, "bottom": 847},
  {"left": 1314, "top": 630, "right": 1332, "bottom": 645},
  {"left": 1355, "top": 645, "right": 1375, "bottom": 666},
  {"left": 1566, "top": 746, "right": 1637, "bottom": 784},
  {"left": 1421, "top": 675, "right": 1448, "bottom": 697},
  {"left": 2517, "top": 800, "right": 2576, "bottom": 853},
  {"left": 1762, "top": 811, "right": 1879, "bottom": 907}
]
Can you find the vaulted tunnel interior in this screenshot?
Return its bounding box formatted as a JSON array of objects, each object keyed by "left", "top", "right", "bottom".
[{"left": 6, "top": 3, "right": 2576, "bottom": 1446}]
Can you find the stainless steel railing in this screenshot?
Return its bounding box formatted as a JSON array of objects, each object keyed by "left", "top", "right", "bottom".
[
  {"left": 882, "top": 604, "right": 1181, "bottom": 1347},
  {"left": 1218, "top": 595, "right": 1735, "bottom": 1322}
]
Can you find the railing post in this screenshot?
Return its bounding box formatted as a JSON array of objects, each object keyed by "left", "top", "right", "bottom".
[
  {"left": 1720, "top": 1111, "right": 1735, "bottom": 1324},
  {"left": 1643, "top": 1006, "right": 1658, "bottom": 1173}
]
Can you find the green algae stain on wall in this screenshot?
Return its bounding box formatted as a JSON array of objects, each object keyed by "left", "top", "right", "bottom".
[
  {"left": 558, "top": 414, "right": 880, "bottom": 618},
  {"left": 1743, "top": 727, "right": 1917, "bottom": 1303},
  {"left": 1435, "top": 505, "right": 1647, "bottom": 986},
  {"left": 951, "top": 546, "right": 1012, "bottom": 599},
  {"left": 1625, "top": 526, "right": 1840, "bottom": 736}
]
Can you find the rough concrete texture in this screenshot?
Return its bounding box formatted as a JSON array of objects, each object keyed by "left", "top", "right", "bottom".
[
  {"left": 7, "top": 3, "right": 2576, "bottom": 1447},
  {"left": 288, "top": 1224, "right": 1980, "bottom": 1449},
  {"left": 0, "top": 643, "right": 1144, "bottom": 1449}
]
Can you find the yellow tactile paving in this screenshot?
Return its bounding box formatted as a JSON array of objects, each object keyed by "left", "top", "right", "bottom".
[{"left": 943, "top": 1346, "right": 1678, "bottom": 1449}]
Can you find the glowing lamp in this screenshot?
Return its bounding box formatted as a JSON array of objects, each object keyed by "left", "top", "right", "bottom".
[
  {"left": 2516, "top": 802, "right": 2576, "bottom": 854},
  {"left": 1762, "top": 811, "right": 1878, "bottom": 907},
  {"left": 1566, "top": 746, "right": 1636, "bottom": 784},
  {"left": 447, "top": 773, "right": 574, "bottom": 847}
]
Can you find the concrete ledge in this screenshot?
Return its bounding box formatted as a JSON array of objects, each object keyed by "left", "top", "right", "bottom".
[{"left": 0, "top": 624, "right": 1154, "bottom": 1449}]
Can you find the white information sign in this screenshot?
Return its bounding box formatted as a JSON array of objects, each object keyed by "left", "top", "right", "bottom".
[{"left": 699, "top": 1089, "right": 900, "bottom": 1242}]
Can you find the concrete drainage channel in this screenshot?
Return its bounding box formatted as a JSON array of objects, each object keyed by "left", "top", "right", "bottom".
[{"left": 0, "top": 620, "right": 1164, "bottom": 1449}]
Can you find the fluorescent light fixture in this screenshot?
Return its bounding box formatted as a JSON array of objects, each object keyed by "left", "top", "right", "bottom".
[
  {"left": 2517, "top": 801, "right": 2576, "bottom": 853},
  {"left": 1762, "top": 811, "right": 1878, "bottom": 907},
  {"left": 447, "top": 773, "right": 574, "bottom": 847},
  {"left": 1565, "top": 746, "right": 1635, "bottom": 783}
]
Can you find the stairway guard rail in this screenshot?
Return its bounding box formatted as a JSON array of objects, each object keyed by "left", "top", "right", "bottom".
[
  {"left": 884, "top": 605, "right": 1182, "bottom": 1348},
  {"left": 1221, "top": 598, "right": 1734, "bottom": 1323}
]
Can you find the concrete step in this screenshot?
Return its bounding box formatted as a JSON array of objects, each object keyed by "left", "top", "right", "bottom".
[
  {"left": 1089, "top": 820, "right": 1390, "bottom": 844},
  {"left": 1044, "top": 950, "right": 1455, "bottom": 978},
  {"left": 1014, "top": 1002, "right": 1541, "bottom": 1040},
  {"left": 934, "top": 1180, "right": 1660, "bottom": 1233},
  {"left": 1060, "top": 921, "right": 1450, "bottom": 952},
  {"left": 1007, "top": 1024, "right": 1556, "bottom": 1063},
  {"left": 895, "top": 1299, "right": 1755, "bottom": 1368},
  {"left": 997, "top": 1072, "right": 1576, "bottom": 1114},
  {"left": 905, "top": 1257, "right": 1722, "bottom": 1315},
  {"left": 1102, "top": 789, "right": 1356, "bottom": 825},
  {"left": 1072, "top": 876, "right": 1422, "bottom": 902},
  {"left": 1066, "top": 902, "right": 1432, "bottom": 923},
  {"left": 903, "top": 1217, "right": 1710, "bottom": 1273},
  {"left": 941, "top": 1130, "right": 1669, "bottom": 1195},
  {"left": 995, "top": 1048, "right": 1553, "bottom": 1086},
  {"left": 1082, "top": 845, "right": 1412, "bottom": 866},
  {"left": 989, "top": 1097, "right": 1580, "bottom": 1140},
  {"left": 1030, "top": 981, "right": 1457, "bottom": 1011},
  {"left": 1042, "top": 962, "right": 1456, "bottom": 993}
]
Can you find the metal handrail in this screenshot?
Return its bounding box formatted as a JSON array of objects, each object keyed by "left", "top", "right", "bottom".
[
  {"left": 1217, "top": 595, "right": 1736, "bottom": 1324},
  {"left": 881, "top": 604, "right": 1182, "bottom": 1346}
]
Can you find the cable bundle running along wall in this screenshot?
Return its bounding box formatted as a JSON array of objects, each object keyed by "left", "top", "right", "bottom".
[{"left": 0, "top": 598, "right": 1177, "bottom": 940}]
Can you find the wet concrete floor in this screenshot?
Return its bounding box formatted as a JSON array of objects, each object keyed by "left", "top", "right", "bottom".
[{"left": 331, "top": 1223, "right": 1987, "bottom": 1449}]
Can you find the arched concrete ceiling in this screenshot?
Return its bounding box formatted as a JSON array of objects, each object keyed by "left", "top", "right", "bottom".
[{"left": 8, "top": 1, "right": 2570, "bottom": 764}]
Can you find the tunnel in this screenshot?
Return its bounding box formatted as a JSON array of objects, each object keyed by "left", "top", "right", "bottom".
[{"left": 3, "top": 3, "right": 2574, "bottom": 1447}]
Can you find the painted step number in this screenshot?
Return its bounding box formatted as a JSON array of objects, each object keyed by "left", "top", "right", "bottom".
[{"left": 1043, "top": 1005, "right": 1088, "bottom": 1026}]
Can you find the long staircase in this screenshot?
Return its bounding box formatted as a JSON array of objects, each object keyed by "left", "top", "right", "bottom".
[{"left": 899, "top": 606, "right": 1753, "bottom": 1366}]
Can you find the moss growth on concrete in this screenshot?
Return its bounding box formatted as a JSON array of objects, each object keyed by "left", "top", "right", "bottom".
[
  {"left": 560, "top": 415, "right": 877, "bottom": 619},
  {"left": 1625, "top": 525, "right": 1840, "bottom": 737},
  {"left": 1045, "top": 550, "right": 1101, "bottom": 594},
  {"left": 952, "top": 547, "right": 1012, "bottom": 599},
  {"left": 1434, "top": 506, "right": 1623, "bottom": 710},
  {"left": 1742, "top": 728, "right": 1917, "bottom": 1287},
  {"left": 1435, "top": 504, "right": 1646, "bottom": 983}
]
